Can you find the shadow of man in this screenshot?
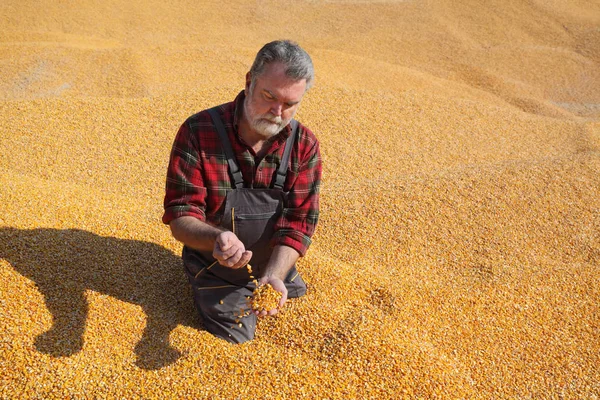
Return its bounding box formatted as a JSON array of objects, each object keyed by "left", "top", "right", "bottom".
[{"left": 0, "top": 227, "right": 201, "bottom": 370}]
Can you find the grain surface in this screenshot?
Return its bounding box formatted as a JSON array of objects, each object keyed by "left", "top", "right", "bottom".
[{"left": 1, "top": 0, "right": 599, "bottom": 398}]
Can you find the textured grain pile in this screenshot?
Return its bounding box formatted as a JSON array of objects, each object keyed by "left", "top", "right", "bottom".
[
  {"left": 1, "top": 0, "right": 599, "bottom": 398},
  {"left": 250, "top": 284, "right": 283, "bottom": 314}
]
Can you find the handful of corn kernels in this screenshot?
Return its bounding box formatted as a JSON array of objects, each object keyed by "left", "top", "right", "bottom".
[{"left": 250, "top": 283, "right": 282, "bottom": 313}]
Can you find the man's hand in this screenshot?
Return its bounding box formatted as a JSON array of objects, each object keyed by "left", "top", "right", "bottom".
[
  {"left": 213, "top": 231, "right": 252, "bottom": 269},
  {"left": 254, "top": 275, "right": 288, "bottom": 317},
  {"left": 252, "top": 245, "right": 299, "bottom": 317}
]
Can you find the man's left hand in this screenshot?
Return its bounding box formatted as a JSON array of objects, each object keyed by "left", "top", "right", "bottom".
[{"left": 255, "top": 276, "right": 288, "bottom": 317}]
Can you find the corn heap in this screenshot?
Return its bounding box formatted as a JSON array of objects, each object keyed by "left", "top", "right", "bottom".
[
  {"left": 243, "top": 258, "right": 280, "bottom": 314},
  {"left": 249, "top": 283, "right": 282, "bottom": 313},
  {"left": 1, "top": 0, "right": 600, "bottom": 398}
]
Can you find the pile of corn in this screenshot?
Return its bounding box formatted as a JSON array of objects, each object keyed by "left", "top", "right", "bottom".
[
  {"left": 250, "top": 283, "right": 282, "bottom": 313},
  {"left": 1, "top": 0, "right": 599, "bottom": 398}
]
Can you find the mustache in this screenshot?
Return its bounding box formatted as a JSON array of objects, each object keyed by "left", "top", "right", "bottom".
[{"left": 261, "top": 114, "right": 283, "bottom": 124}]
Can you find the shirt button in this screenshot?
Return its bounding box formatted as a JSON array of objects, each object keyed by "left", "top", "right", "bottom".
[{"left": 258, "top": 167, "right": 263, "bottom": 172}]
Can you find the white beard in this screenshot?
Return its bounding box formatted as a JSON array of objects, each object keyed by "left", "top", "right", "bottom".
[{"left": 244, "top": 97, "right": 293, "bottom": 139}]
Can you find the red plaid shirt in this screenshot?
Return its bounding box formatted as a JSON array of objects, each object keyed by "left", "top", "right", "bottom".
[{"left": 163, "top": 91, "right": 321, "bottom": 256}]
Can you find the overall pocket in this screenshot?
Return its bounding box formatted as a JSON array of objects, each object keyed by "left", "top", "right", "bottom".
[{"left": 234, "top": 210, "right": 278, "bottom": 250}]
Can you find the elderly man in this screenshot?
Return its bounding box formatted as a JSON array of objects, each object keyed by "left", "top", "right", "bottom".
[{"left": 162, "top": 40, "right": 321, "bottom": 343}]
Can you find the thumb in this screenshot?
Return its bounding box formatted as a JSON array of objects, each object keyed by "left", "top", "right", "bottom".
[
  {"left": 279, "top": 288, "right": 288, "bottom": 308},
  {"left": 241, "top": 250, "right": 253, "bottom": 267},
  {"left": 216, "top": 232, "right": 232, "bottom": 251}
]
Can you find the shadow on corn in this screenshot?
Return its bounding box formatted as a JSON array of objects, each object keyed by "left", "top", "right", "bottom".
[{"left": 0, "top": 227, "right": 199, "bottom": 370}]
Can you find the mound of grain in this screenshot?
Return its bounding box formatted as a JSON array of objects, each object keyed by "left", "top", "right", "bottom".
[{"left": 1, "top": 0, "right": 599, "bottom": 398}]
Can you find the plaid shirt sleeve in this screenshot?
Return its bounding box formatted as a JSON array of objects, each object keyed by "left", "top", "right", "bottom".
[
  {"left": 162, "top": 118, "right": 207, "bottom": 224},
  {"left": 271, "top": 126, "right": 322, "bottom": 256}
]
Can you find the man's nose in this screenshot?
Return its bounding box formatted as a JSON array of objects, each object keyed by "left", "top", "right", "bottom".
[{"left": 270, "top": 103, "right": 283, "bottom": 116}]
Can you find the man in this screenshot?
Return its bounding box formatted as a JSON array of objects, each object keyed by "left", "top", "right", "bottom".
[{"left": 162, "top": 40, "right": 321, "bottom": 343}]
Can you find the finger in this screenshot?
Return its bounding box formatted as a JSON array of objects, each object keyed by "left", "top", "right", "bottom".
[
  {"left": 254, "top": 309, "right": 268, "bottom": 318},
  {"left": 278, "top": 292, "right": 288, "bottom": 308},
  {"left": 212, "top": 242, "right": 224, "bottom": 260},
  {"left": 220, "top": 248, "right": 243, "bottom": 268},
  {"left": 212, "top": 247, "right": 227, "bottom": 262},
  {"left": 257, "top": 277, "right": 268, "bottom": 286},
  {"left": 220, "top": 243, "right": 242, "bottom": 259},
  {"left": 213, "top": 242, "right": 243, "bottom": 261},
  {"left": 230, "top": 250, "right": 252, "bottom": 269},
  {"left": 267, "top": 308, "right": 279, "bottom": 316}
]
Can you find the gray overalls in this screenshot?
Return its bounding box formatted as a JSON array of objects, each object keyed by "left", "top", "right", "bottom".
[{"left": 182, "top": 107, "right": 307, "bottom": 343}]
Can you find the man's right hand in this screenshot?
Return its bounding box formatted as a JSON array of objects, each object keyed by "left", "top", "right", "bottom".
[{"left": 213, "top": 231, "right": 252, "bottom": 269}]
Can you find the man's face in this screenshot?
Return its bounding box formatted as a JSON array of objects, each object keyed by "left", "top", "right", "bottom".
[{"left": 243, "top": 62, "right": 307, "bottom": 139}]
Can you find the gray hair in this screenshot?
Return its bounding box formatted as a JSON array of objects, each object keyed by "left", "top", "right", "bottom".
[{"left": 249, "top": 40, "right": 315, "bottom": 91}]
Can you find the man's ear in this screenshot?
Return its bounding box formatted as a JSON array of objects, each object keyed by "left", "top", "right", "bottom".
[{"left": 245, "top": 72, "right": 252, "bottom": 92}]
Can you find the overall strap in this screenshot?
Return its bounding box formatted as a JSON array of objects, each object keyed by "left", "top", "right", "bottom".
[
  {"left": 273, "top": 120, "right": 299, "bottom": 190},
  {"left": 207, "top": 106, "right": 244, "bottom": 189}
]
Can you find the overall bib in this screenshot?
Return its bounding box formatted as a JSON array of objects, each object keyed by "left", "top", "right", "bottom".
[{"left": 182, "top": 107, "right": 307, "bottom": 343}]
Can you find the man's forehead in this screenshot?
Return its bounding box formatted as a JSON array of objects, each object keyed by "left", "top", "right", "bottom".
[
  {"left": 256, "top": 63, "right": 305, "bottom": 84},
  {"left": 254, "top": 64, "right": 307, "bottom": 100},
  {"left": 259, "top": 62, "right": 288, "bottom": 78}
]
